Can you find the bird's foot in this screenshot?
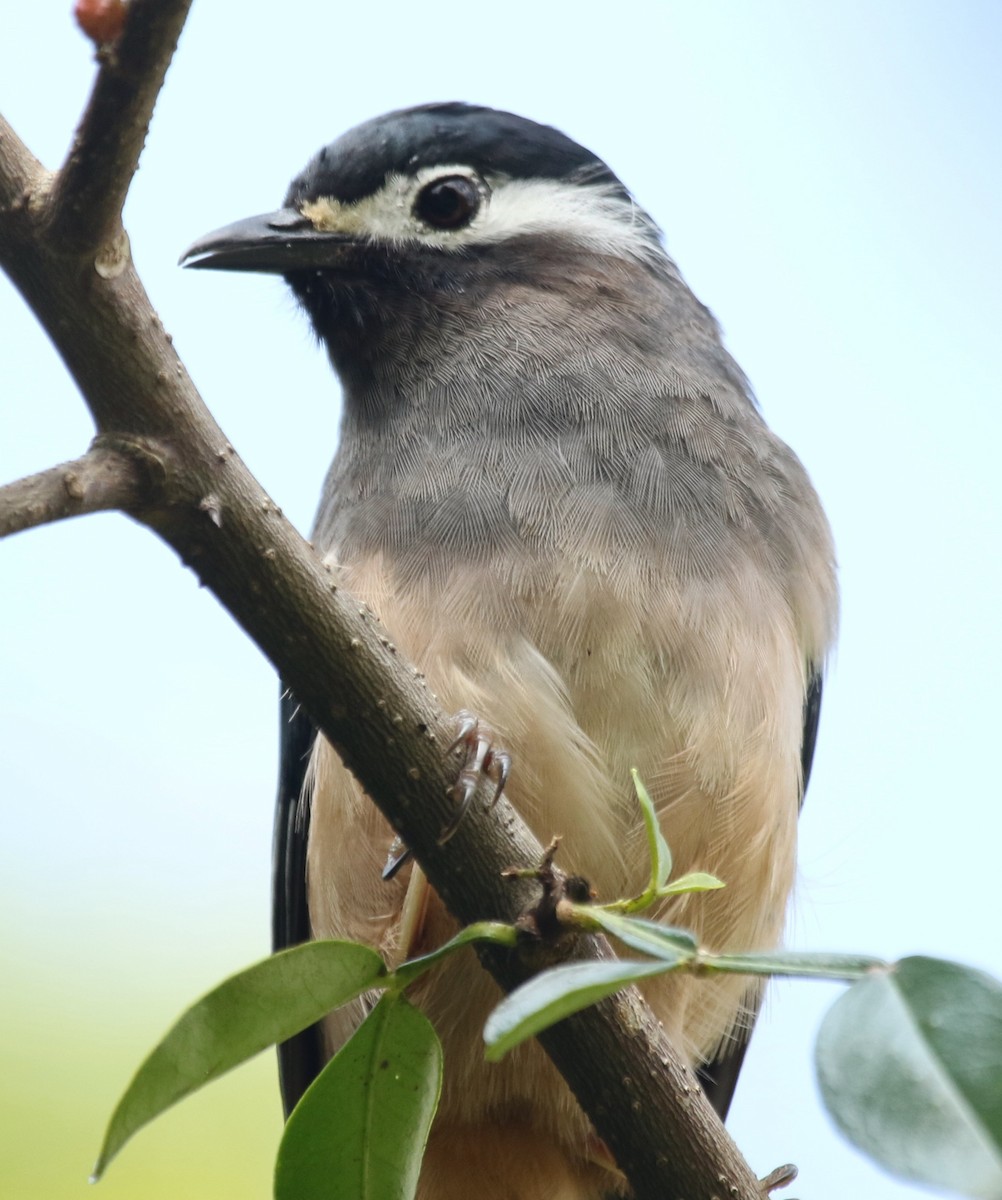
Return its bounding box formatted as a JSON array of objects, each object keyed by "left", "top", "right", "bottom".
[
  {"left": 440, "top": 709, "right": 511, "bottom": 843},
  {"left": 381, "top": 710, "right": 511, "bottom": 882}
]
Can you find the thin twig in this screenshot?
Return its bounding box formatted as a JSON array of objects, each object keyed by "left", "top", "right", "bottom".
[
  {"left": 46, "top": 0, "right": 193, "bottom": 252},
  {"left": 0, "top": 445, "right": 146, "bottom": 539}
]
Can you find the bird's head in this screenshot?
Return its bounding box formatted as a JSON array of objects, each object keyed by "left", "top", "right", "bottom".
[{"left": 181, "top": 103, "right": 667, "bottom": 364}]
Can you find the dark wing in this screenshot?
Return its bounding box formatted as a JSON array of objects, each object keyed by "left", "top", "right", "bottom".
[
  {"left": 696, "top": 671, "right": 824, "bottom": 1120},
  {"left": 273, "top": 684, "right": 324, "bottom": 1117},
  {"left": 798, "top": 670, "right": 824, "bottom": 809}
]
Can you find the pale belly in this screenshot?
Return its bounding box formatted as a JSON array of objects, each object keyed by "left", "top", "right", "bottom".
[{"left": 305, "top": 551, "right": 805, "bottom": 1193}]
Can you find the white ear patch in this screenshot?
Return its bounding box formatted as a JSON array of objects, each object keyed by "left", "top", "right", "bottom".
[{"left": 300, "top": 166, "right": 662, "bottom": 266}]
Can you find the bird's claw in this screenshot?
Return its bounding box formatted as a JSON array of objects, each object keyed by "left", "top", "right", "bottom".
[
  {"left": 382, "top": 712, "right": 511, "bottom": 878},
  {"left": 439, "top": 710, "right": 511, "bottom": 844},
  {"left": 382, "top": 836, "right": 412, "bottom": 881}
]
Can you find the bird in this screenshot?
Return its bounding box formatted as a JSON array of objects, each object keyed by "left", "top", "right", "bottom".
[{"left": 182, "top": 102, "right": 838, "bottom": 1200}]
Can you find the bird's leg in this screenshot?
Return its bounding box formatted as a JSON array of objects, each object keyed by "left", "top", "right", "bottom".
[{"left": 381, "top": 710, "right": 511, "bottom": 881}]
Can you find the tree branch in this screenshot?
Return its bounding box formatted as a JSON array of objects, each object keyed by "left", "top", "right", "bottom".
[
  {"left": 0, "top": 23, "right": 774, "bottom": 1199},
  {"left": 47, "top": 0, "right": 192, "bottom": 253},
  {"left": 0, "top": 443, "right": 149, "bottom": 538},
  {"left": 0, "top": 112, "right": 45, "bottom": 209}
]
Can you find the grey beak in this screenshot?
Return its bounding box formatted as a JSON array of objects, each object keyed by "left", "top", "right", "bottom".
[{"left": 180, "top": 209, "right": 352, "bottom": 273}]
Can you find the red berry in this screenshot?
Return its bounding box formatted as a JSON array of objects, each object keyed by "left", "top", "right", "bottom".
[{"left": 74, "top": 0, "right": 128, "bottom": 46}]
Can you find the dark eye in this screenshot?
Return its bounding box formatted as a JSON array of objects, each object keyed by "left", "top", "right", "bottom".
[{"left": 414, "top": 175, "right": 482, "bottom": 230}]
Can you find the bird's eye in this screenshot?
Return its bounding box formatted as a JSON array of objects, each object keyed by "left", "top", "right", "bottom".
[{"left": 413, "top": 175, "right": 482, "bottom": 230}]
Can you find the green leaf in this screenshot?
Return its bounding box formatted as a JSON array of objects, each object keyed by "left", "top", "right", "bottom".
[
  {"left": 94, "top": 941, "right": 385, "bottom": 1179},
  {"left": 632, "top": 768, "right": 671, "bottom": 891},
  {"left": 703, "top": 948, "right": 884, "bottom": 980},
  {"left": 275, "top": 993, "right": 442, "bottom": 1200},
  {"left": 484, "top": 959, "right": 672, "bottom": 1060},
  {"left": 392, "top": 921, "right": 517, "bottom": 988},
  {"left": 657, "top": 871, "right": 725, "bottom": 896},
  {"left": 816, "top": 956, "right": 1002, "bottom": 1199},
  {"left": 581, "top": 907, "right": 698, "bottom": 962}
]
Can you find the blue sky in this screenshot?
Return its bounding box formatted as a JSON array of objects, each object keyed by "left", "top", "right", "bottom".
[{"left": 2, "top": 4, "right": 1001, "bottom": 1198}]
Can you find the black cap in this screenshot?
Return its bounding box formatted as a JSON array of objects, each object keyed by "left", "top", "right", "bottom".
[{"left": 285, "top": 102, "right": 630, "bottom": 207}]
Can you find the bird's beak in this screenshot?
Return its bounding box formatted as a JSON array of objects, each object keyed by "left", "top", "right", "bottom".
[{"left": 180, "top": 208, "right": 351, "bottom": 273}]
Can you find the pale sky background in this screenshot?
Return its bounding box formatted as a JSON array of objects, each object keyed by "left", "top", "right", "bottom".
[{"left": 2, "top": 3, "right": 1001, "bottom": 1199}]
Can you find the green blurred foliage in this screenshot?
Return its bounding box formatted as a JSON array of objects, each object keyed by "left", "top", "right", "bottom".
[{"left": 1, "top": 946, "right": 281, "bottom": 1200}]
